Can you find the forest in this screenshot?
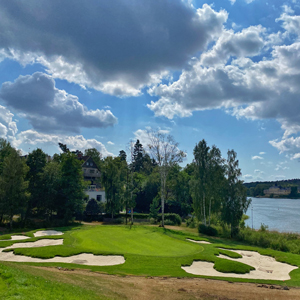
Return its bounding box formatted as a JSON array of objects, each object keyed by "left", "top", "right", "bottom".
[{"left": 0, "top": 130, "right": 249, "bottom": 237}]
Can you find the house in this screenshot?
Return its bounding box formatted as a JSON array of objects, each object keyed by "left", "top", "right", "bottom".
[
  {"left": 263, "top": 186, "right": 291, "bottom": 196},
  {"left": 78, "top": 156, "right": 106, "bottom": 202}
]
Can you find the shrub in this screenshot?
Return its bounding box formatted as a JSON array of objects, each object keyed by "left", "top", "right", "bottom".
[
  {"left": 149, "top": 218, "right": 157, "bottom": 224},
  {"left": 186, "top": 217, "right": 196, "bottom": 228},
  {"left": 157, "top": 213, "right": 182, "bottom": 226},
  {"left": 164, "top": 219, "right": 175, "bottom": 226},
  {"left": 110, "top": 218, "right": 123, "bottom": 224},
  {"left": 198, "top": 224, "right": 218, "bottom": 236}
]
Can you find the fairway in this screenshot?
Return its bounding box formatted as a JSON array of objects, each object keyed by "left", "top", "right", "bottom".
[{"left": 71, "top": 226, "right": 201, "bottom": 256}]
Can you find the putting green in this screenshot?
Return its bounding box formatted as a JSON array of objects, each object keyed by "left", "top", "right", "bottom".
[{"left": 71, "top": 226, "right": 201, "bottom": 257}]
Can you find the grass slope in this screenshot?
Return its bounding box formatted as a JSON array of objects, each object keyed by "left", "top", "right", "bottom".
[{"left": 0, "top": 225, "right": 300, "bottom": 287}]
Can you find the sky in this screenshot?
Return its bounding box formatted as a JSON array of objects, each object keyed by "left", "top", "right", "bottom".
[{"left": 0, "top": 0, "right": 300, "bottom": 182}]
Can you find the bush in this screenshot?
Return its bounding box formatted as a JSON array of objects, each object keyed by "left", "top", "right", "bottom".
[
  {"left": 157, "top": 213, "right": 182, "bottom": 226},
  {"left": 186, "top": 217, "right": 196, "bottom": 228},
  {"left": 198, "top": 224, "right": 218, "bottom": 236},
  {"left": 149, "top": 218, "right": 157, "bottom": 224},
  {"left": 164, "top": 219, "right": 175, "bottom": 226}
]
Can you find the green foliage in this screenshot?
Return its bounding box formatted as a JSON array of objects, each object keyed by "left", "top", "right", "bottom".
[
  {"left": 85, "top": 198, "right": 100, "bottom": 215},
  {"left": 157, "top": 213, "right": 182, "bottom": 226},
  {"left": 149, "top": 198, "right": 159, "bottom": 220},
  {"left": 221, "top": 150, "right": 251, "bottom": 237},
  {"left": 191, "top": 140, "right": 225, "bottom": 227},
  {"left": 186, "top": 216, "right": 196, "bottom": 228},
  {"left": 59, "top": 152, "right": 85, "bottom": 222},
  {"left": 237, "top": 227, "right": 300, "bottom": 254},
  {"left": 198, "top": 224, "right": 218, "bottom": 236},
  {"left": 0, "top": 149, "right": 29, "bottom": 227},
  {"left": 38, "top": 161, "right": 61, "bottom": 220},
  {"left": 101, "top": 156, "right": 123, "bottom": 218}
]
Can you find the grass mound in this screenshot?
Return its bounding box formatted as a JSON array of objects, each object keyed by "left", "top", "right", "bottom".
[{"left": 214, "top": 259, "right": 255, "bottom": 274}]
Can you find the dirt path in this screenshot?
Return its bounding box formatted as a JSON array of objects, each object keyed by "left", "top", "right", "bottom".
[{"left": 30, "top": 267, "right": 300, "bottom": 300}]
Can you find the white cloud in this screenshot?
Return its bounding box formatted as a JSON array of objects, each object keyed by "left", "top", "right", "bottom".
[
  {"left": 244, "top": 174, "right": 253, "bottom": 180},
  {"left": 12, "top": 130, "right": 113, "bottom": 157},
  {"left": 133, "top": 127, "right": 171, "bottom": 149},
  {"left": 252, "top": 156, "right": 263, "bottom": 160},
  {"left": 0, "top": 1, "right": 228, "bottom": 97},
  {"left": 259, "top": 152, "right": 266, "bottom": 155},
  {"left": 107, "top": 141, "right": 114, "bottom": 145},
  {"left": 275, "top": 164, "right": 290, "bottom": 171},
  {"left": 0, "top": 72, "right": 117, "bottom": 134}
]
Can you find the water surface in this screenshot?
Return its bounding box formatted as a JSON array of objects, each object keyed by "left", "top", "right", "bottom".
[{"left": 245, "top": 197, "right": 300, "bottom": 233}]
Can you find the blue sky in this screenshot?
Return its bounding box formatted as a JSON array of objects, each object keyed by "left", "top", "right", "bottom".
[{"left": 0, "top": 0, "right": 300, "bottom": 182}]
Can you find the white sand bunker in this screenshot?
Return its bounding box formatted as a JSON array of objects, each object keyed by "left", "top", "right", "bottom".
[
  {"left": 5, "top": 239, "right": 64, "bottom": 249},
  {"left": 182, "top": 249, "right": 298, "bottom": 280},
  {"left": 187, "top": 238, "right": 211, "bottom": 244},
  {"left": 0, "top": 238, "right": 124, "bottom": 266},
  {"left": 0, "top": 235, "right": 30, "bottom": 241},
  {"left": 34, "top": 230, "right": 64, "bottom": 237}
]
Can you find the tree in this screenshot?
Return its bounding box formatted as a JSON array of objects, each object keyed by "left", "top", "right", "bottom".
[
  {"left": 165, "top": 165, "right": 192, "bottom": 217},
  {"left": 26, "top": 148, "right": 47, "bottom": 218},
  {"left": 39, "top": 161, "right": 62, "bottom": 221},
  {"left": 191, "top": 140, "right": 225, "bottom": 226},
  {"left": 147, "top": 130, "right": 186, "bottom": 227},
  {"left": 221, "top": 150, "right": 251, "bottom": 237},
  {"left": 132, "top": 139, "right": 144, "bottom": 172},
  {"left": 101, "top": 156, "right": 123, "bottom": 218},
  {"left": 59, "top": 152, "right": 86, "bottom": 223},
  {"left": 190, "top": 140, "right": 210, "bottom": 226},
  {"left": 0, "top": 149, "right": 29, "bottom": 228},
  {"left": 119, "top": 150, "right": 127, "bottom": 162}
]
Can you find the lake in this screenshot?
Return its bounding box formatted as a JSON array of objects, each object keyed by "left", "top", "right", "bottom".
[{"left": 245, "top": 197, "right": 300, "bottom": 233}]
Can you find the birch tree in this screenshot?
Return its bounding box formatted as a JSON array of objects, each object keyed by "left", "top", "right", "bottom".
[
  {"left": 147, "top": 130, "right": 185, "bottom": 227},
  {"left": 222, "top": 150, "right": 250, "bottom": 237},
  {"left": 191, "top": 140, "right": 225, "bottom": 226}
]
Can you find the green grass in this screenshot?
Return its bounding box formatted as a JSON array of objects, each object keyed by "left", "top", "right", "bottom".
[
  {"left": 0, "top": 263, "right": 102, "bottom": 299},
  {"left": 1, "top": 224, "right": 300, "bottom": 288}
]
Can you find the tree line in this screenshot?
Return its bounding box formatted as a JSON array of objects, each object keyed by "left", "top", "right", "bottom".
[{"left": 0, "top": 130, "right": 249, "bottom": 236}]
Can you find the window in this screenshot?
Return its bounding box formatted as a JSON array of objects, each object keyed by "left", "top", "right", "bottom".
[
  {"left": 90, "top": 169, "right": 95, "bottom": 174},
  {"left": 86, "top": 162, "right": 89, "bottom": 166},
  {"left": 97, "top": 195, "right": 102, "bottom": 201},
  {"left": 90, "top": 162, "right": 93, "bottom": 166}
]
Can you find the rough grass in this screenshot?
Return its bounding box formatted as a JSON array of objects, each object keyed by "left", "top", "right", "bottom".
[{"left": 0, "top": 263, "right": 101, "bottom": 299}]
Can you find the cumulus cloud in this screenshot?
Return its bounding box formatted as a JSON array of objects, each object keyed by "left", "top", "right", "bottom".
[
  {"left": 259, "top": 152, "right": 266, "bottom": 155},
  {"left": 269, "top": 136, "right": 300, "bottom": 159},
  {"left": 0, "top": 1, "right": 227, "bottom": 96},
  {"left": 252, "top": 156, "right": 263, "bottom": 160},
  {"left": 133, "top": 127, "right": 171, "bottom": 149},
  {"left": 12, "top": 130, "right": 113, "bottom": 157},
  {"left": 0, "top": 72, "right": 117, "bottom": 134},
  {"left": 148, "top": 8, "right": 300, "bottom": 160},
  {"left": 107, "top": 141, "right": 114, "bottom": 145}
]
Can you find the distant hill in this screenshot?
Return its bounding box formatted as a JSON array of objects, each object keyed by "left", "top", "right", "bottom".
[{"left": 244, "top": 179, "right": 300, "bottom": 198}]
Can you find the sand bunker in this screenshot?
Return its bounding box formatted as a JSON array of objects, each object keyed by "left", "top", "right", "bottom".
[
  {"left": 5, "top": 239, "right": 64, "bottom": 249},
  {"left": 182, "top": 249, "right": 298, "bottom": 280},
  {"left": 34, "top": 230, "right": 64, "bottom": 237},
  {"left": 0, "top": 237, "right": 124, "bottom": 266},
  {"left": 187, "top": 239, "right": 211, "bottom": 244},
  {"left": 0, "top": 235, "right": 30, "bottom": 241}
]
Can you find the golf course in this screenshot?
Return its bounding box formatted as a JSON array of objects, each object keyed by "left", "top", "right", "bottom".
[{"left": 1, "top": 224, "right": 300, "bottom": 299}]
